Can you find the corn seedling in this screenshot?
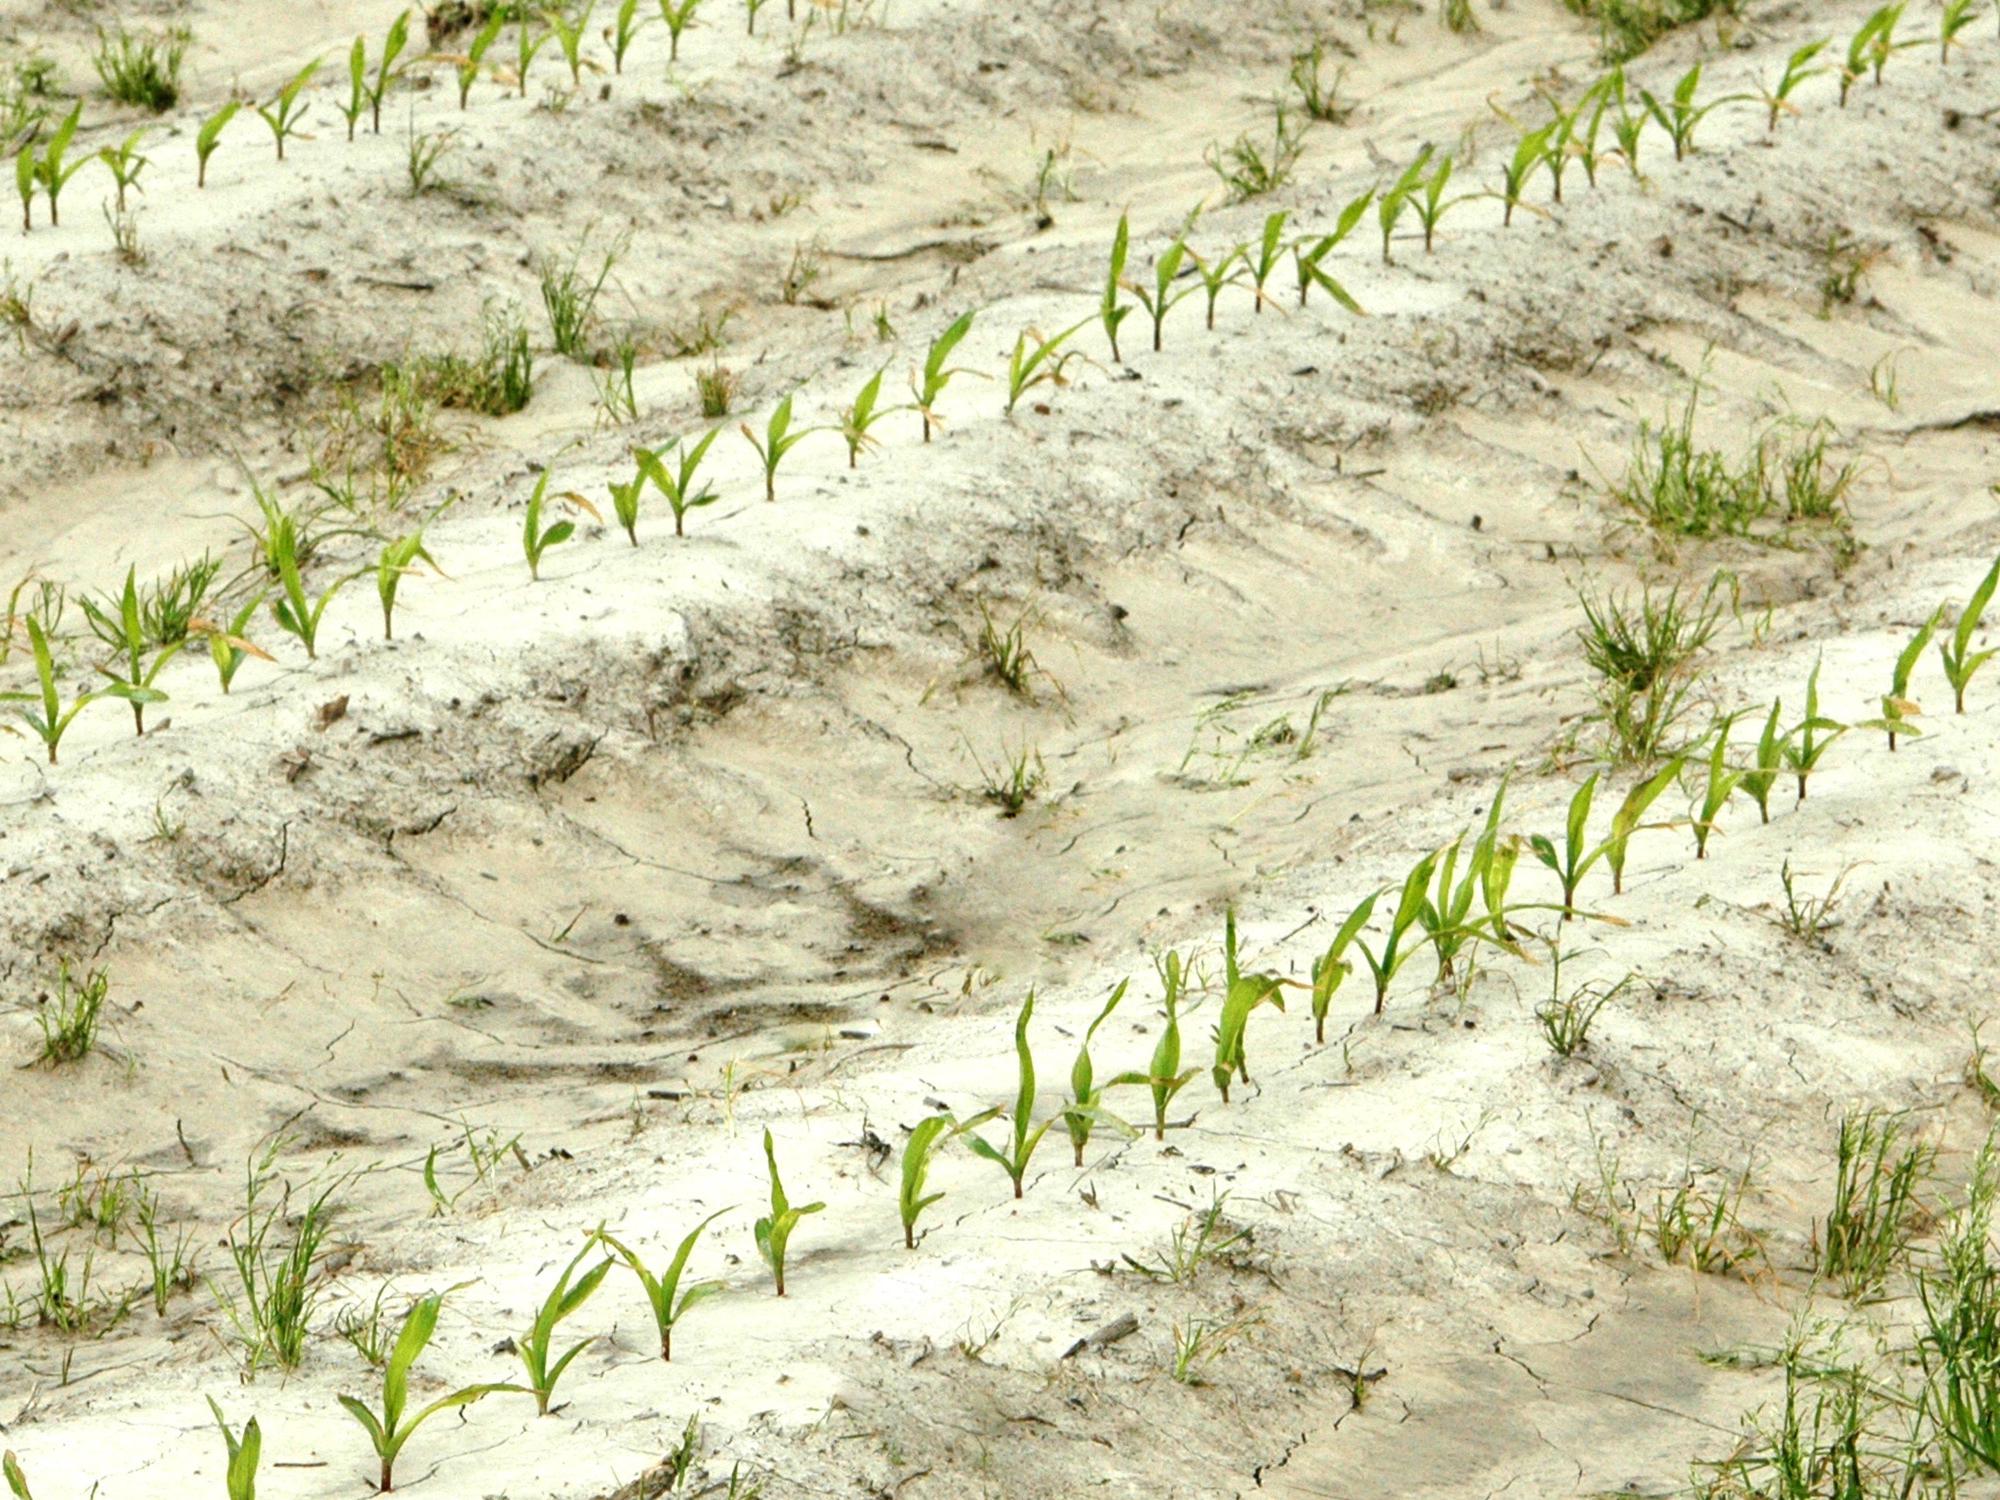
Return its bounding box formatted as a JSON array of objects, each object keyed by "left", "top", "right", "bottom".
[
  {"left": 607, "top": 0, "right": 652, "bottom": 69},
  {"left": 516, "top": 1242, "right": 612, "bottom": 1415},
  {"left": 1940, "top": 553, "right": 1998, "bottom": 713},
  {"left": 1776, "top": 859, "right": 1849, "bottom": 945},
  {"left": 376, "top": 531, "right": 439, "bottom": 639},
  {"left": 595, "top": 1210, "right": 728, "bottom": 1356},
  {"left": 270, "top": 514, "right": 357, "bottom": 657},
  {"left": 339, "top": 38, "right": 369, "bottom": 140},
  {"left": 1376, "top": 147, "right": 1433, "bottom": 263},
  {"left": 745, "top": 0, "right": 774, "bottom": 34},
  {"left": 1610, "top": 74, "right": 1648, "bottom": 179},
  {"left": 15, "top": 147, "right": 36, "bottom": 234},
  {"left": 1208, "top": 910, "right": 1287, "bottom": 1100},
  {"left": 752, "top": 1128, "right": 823, "bottom": 1296},
  {"left": 339, "top": 1290, "right": 513, "bottom": 1491},
  {"left": 207, "top": 1398, "right": 261, "bottom": 1500},
  {"left": 1779, "top": 657, "right": 1844, "bottom": 804},
  {"left": 1641, "top": 64, "right": 1744, "bottom": 161},
  {"left": 1530, "top": 774, "right": 1605, "bottom": 921},
  {"left": 969, "top": 993, "right": 1067, "bottom": 1196},
  {"left": 1207, "top": 105, "right": 1302, "bottom": 202},
  {"left": 1498, "top": 122, "right": 1551, "bottom": 226},
  {"left": 912, "top": 310, "right": 976, "bottom": 441},
  {"left": 1537, "top": 92, "right": 1584, "bottom": 204},
  {"left": 1601, "top": 755, "right": 1686, "bottom": 896},
  {"left": 1412, "top": 154, "right": 1462, "bottom": 253},
  {"left": 515, "top": 14, "right": 553, "bottom": 96},
  {"left": 1941, "top": 0, "right": 1983, "bottom": 59},
  {"left": 1423, "top": 793, "right": 1514, "bottom": 984},
  {"left": 217, "top": 1150, "right": 339, "bottom": 1373},
  {"left": 93, "top": 26, "right": 188, "bottom": 111},
  {"left": 30, "top": 105, "right": 87, "bottom": 229},
  {"left": 208, "top": 591, "right": 269, "bottom": 693},
  {"left": 522, "top": 471, "right": 598, "bottom": 579},
  {"left": 1063, "top": 980, "right": 1135, "bottom": 1166},
  {"left": 1568, "top": 78, "right": 1616, "bottom": 189},
  {"left": 1762, "top": 39, "right": 1828, "bottom": 131},
  {"left": 1535, "top": 949, "right": 1626, "bottom": 1058},
  {"left": 1687, "top": 714, "right": 1744, "bottom": 858},
  {"left": 740, "top": 393, "right": 823, "bottom": 503},
  {"left": 1818, "top": 1111, "right": 1931, "bottom": 1294},
  {"left": 189, "top": 100, "right": 243, "bottom": 189},
  {"left": 2, "top": 618, "right": 118, "bottom": 764},
  {"left": 1004, "top": 321, "right": 1086, "bottom": 416},
  {"left": 540, "top": 237, "right": 618, "bottom": 358},
  {"left": 548, "top": 2, "right": 597, "bottom": 87},
  {"left": 838, "top": 366, "right": 892, "bottom": 466},
  {"left": 1355, "top": 849, "right": 1440, "bottom": 1012},
  {"left": 635, "top": 428, "right": 723, "bottom": 537},
  {"left": 1309, "top": 893, "right": 1377, "bottom": 1042},
  {"left": 1130, "top": 237, "right": 1197, "bottom": 352},
  {"left": 35, "top": 961, "right": 109, "bottom": 1065},
  {"left": 1193, "top": 244, "right": 1245, "bottom": 329},
  {"left": 456, "top": 8, "right": 507, "bottom": 108},
  {"left": 258, "top": 59, "right": 321, "bottom": 162},
  {"left": 1842, "top": 6, "right": 1900, "bottom": 103},
  {"left": 81, "top": 567, "right": 182, "bottom": 735},
  {"left": 97, "top": 129, "right": 149, "bottom": 211},
  {"left": 1858, "top": 608, "right": 1942, "bottom": 750},
  {"left": 1111, "top": 952, "right": 1199, "bottom": 1140},
  {"left": 1293, "top": 189, "right": 1373, "bottom": 312},
  {"left": 1100, "top": 216, "right": 1132, "bottom": 361},
  {"left": 897, "top": 1114, "right": 990, "bottom": 1249}
]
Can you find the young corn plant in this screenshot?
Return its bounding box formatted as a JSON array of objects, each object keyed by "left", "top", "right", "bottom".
[
  {"left": 548, "top": 2, "right": 597, "bottom": 88},
  {"left": 1780, "top": 656, "right": 1845, "bottom": 804},
  {"left": 661, "top": 0, "right": 704, "bottom": 61},
  {"left": 1611, "top": 79, "right": 1648, "bottom": 179},
  {"left": 969, "top": 993, "right": 1063, "bottom": 1196},
  {"left": 1130, "top": 237, "right": 1197, "bottom": 352},
  {"left": 1413, "top": 154, "right": 1462, "bottom": 253},
  {"left": 1842, "top": 6, "right": 1909, "bottom": 103},
  {"left": 1063, "top": 980, "right": 1134, "bottom": 1166},
  {"left": 1193, "top": 244, "right": 1246, "bottom": 329},
  {"left": 1293, "top": 189, "right": 1374, "bottom": 312},
  {"left": 271, "top": 515, "right": 355, "bottom": 658},
  {"left": 912, "top": 311, "right": 977, "bottom": 442},
  {"left": 1498, "top": 123, "right": 1551, "bottom": 226},
  {"left": 839, "top": 366, "right": 891, "bottom": 466},
  {"left": 515, "top": 15, "right": 553, "bottom": 98},
  {"left": 752, "top": 1129, "right": 823, "bottom": 1296},
  {"left": 455, "top": 8, "right": 508, "bottom": 109},
  {"left": 1004, "top": 321, "right": 1086, "bottom": 417},
  {"left": 377, "top": 530, "right": 439, "bottom": 639},
  {"left": 1600, "top": 755, "right": 1686, "bottom": 897},
  {"left": 1641, "top": 64, "right": 1745, "bottom": 161},
  {"left": 208, "top": 591, "right": 269, "bottom": 693},
  {"left": 98, "top": 130, "right": 150, "bottom": 212},
  {"left": 1530, "top": 774, "right": 1603, "bottom": 922},
  {"left": 635, "top": 428, "right": 723, "bottom": 537},
  {"left": 1100, "top": 215, "right": 1133, "bottom": 361},
  {"left": 339, "top": 1291, "right": 513, "bottom": 1492},
  {"left": 207, "top": 1398, "right": 261, "bottom": 1500},
  {"left": 1, "top": 1454, "right": 23, "bottom": 1500},
  {"left": 1762, "top": 39, "right": 1828, "bottom": 131},
  {"left": 339, "top": 38, "right": 368, "bottom": 140},
  {"left": 1356, "top": 850, "right": 1440, "bottom": 1013},
  {"left": 516, "top": 1243, "right": 612, "bottom": 1415},
  {"left": 1689, "top": 714, "right": 1744, "bottom": 858},
  {"left": 1111, "top": 952, "right": 1199, "bottom": 1140},
  {"left": 522, "top": 471, "right": 599, "bottom": 579},
  {"left": 1309, "top": 894, "right": 1377, "bottom": 1042},
  {"left": 896, "top": 1114, "right": 991, "bottom": 1249},
  {"left": 1940, "top": 553, "right": 1998, "bottom": 713},
  {"left": 1208, "top": 914, "right": 1290, "bottom": 1103},
  {"left": 258, "top": 59, "right": 321, "bottom": 163},
  {"left": 606, "top": 0, "right": 651, "bottom": 69},
  {"left": 1941, "top": 0, "right": 1982, "bottom": 60},
  {"left": 740, "top": 393, "right": 823, "bottom": 502},
  {"left": 2, "top": 618, "right": 114, "bottom": 764},
  {"left": 16, "top": 146, "right": 37, "bottom": 234},
  {"left": 1376, "top": 146, "right": 1433, "bottom": 263},
  {"left": 32, "top": 106, "right": 88, "bottom": 229},
  {"left": 594, "top": 1209, "right": 728, "bottom": 1359},
  {"left": 1567, "top": 78, "right": 1616, "bottom": 190},
  {"left": 194, "top": 100, "right": 241, "bottom": 188},
  {"left": 1864, "top": 608, "right": 1942, "bottom": 750},
  {"left": 1739, "top": 698, "right": 1785, "bottom": 825},
  {"left": 1537, "top": 92, "right": 1584, "bottom": 204},
  {"left": 1243, "top": 210, "right": 1289, "bottom": 312}
]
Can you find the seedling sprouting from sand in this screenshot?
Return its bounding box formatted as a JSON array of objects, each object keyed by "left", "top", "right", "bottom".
[
  {"left": 1610, "top": 75, "right": 1649, "bottom": 179},
  {"left": 1413, "top": 155, "right": 1461, "bottom": 253},
  {"left": 839, "top": 366, "right": 891, "bottom": 465},
  {"left": 2, "top": 619, "right": 117, "bottom": 764},
  {"left": 1004, "top": 322, "right": 1086, "bottom": 416},
  {"left": 1689, "top": 714, "right": 1743, "bottom": 859},
  {"left": 1762, "top": 40, "right": 1828, "bottom": 131},
  {"left": 1818, "top": 1111, "right": 1932, "bottom": 1294},
  {"left": 594, "top": 1209, "right": 729, "bottom": 1358},
  {"left": 522, "top": 471, "right": 598, "bottom": 579},
  {"left": 1940, "top": 554, "right": 1999, "bottom": 713},
  {"left": 752, "top": 1128, "right": 823, "bottom": 1296},
  {"left": 1193, "top": 245, "right": 1245, "bottom": 328},
  {"left": 209, "top": 592, "right": 270, "bottom": 692},
  {"left": 912, "top": 311, "right": 976, "bottom": 441},
  {"left": 258, "top": 59, "right": 321, "bottom": 162},
  {"left": 548, "top": 3, "right": 597, "bottom": 87},
  {"left": 1531, "top": 775, "right": 1602, "bottom": 921},
  {"left": 1842, "top": 6, "right": 1908, "bottom": 104},
  {"left": 661, "top": 0, "right": 704, "bottom": 60},
  {"left": 340, "top": 1290, "right": 513, "bottom": 1491},
  {"left": 1294, "top": 189, "right": 1373, "bottom": 311},
  {"left": 28, "top": 106, "right": 88, "bottom": 229},
  {"left": 377, "top": 531, "right": 440, "bottom": 638},
  {"left": 1099, "top": 217, "right": 1133, "bottom": 362},
  {"left": 1642, "top": 64, "right": 1744, "bottom": 161},
  {"left": 970, "top": 993, "right": 1063, "bottom": 1196},
  {"left": 515, "top": 15, "right": 553, "bottom": 97},
  {"left": 1600, "top": 755, "right": 1685, "bottom": 897},
  {"left": 1112, "top": 952, "right": 1198, "bottom": 1140},
  {"left": 80, "top": 568, "right": 182, "bottom": 734},
  {"left": 1309, "top": 895, "right": 1376, "bottom": 1043},
  {"left": 1779, "top": 656, "right": 1844, "bottom": 804},
  {"left": 740, "top": 393, "right": 823, "bottom": 502},
  {"left": 897, "top": 1114, "right": 990, "bottom": 1249},
  {"left": 193, "top": 101, "right": 242, "bottom": 188},
  {"left": 98, "top": 130, "right": 150, "bottom": 212},
  {"left": 1376, "top": 147, "right": 1433, "bottom": 263},
  {"left": 270, "top": 515, "right": 357, "bottom": 657},
  {"left": 1865, "top": 608, "right": 1942, "bottom": 749},
  {"left": 1940, "top": 0, "right": 1982, "bottom": 59},
  {"left": 1123, "top": 1192, "right": 1250, "bottom": 1284},
  {"left": 635, "top": 428, "right": 723, "bottom": 536},
  {"left": 1245, "top": 210, "right": 1288, "bottom": 313},
  {"left": 1131, "top": 236, "right": 1197, "bottom": 351},
  {"left": 455, "top": 9, "right": 507, "bottom": 108},
  {"left": 1498, "top": 123, "right": 1550, "bottom": 226},
  {"left": 606, "top": 0, "right": 651, "bottom": 70},
  {"left": 4, "top": 1452, "right": 28, "bottom": 1499},
  {"left": 745, "top": 0, "right": 774, "bottom": 34},
  {"left": 516, "top": 1242, "right": 612, "bottom": 1414},
  {"left": 1739, "top": 699, "right": 1785, "bottom": 825},
  {"left": 1563, "top": 78, "right": 1616, "bottom": 190},
  {"left": 1355, "top": 851, "right": 1440, "bottom": 1011},
  {"left": 207, "top": 1398, "right": 261, "bottom": 1500},
  {"left": 15, "top": 148, "right": 37, "bottom": 234},
  {"left": 975, "top": 602, "right": 1040, "bottom": 696},
  {"left": 1063, "top": 980, "right": 1136, "bottom": 1166},
  {"left": 1208, "top": 911, "right": 1286, "bottom": 1101},
  {"left": 1423, "top": 793, "right": 1514, "bottom": 984}
]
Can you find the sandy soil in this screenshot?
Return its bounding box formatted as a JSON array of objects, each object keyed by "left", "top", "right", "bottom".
[{"left": 2, "top": 0, "right": 2000, "bottom": 1495}]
